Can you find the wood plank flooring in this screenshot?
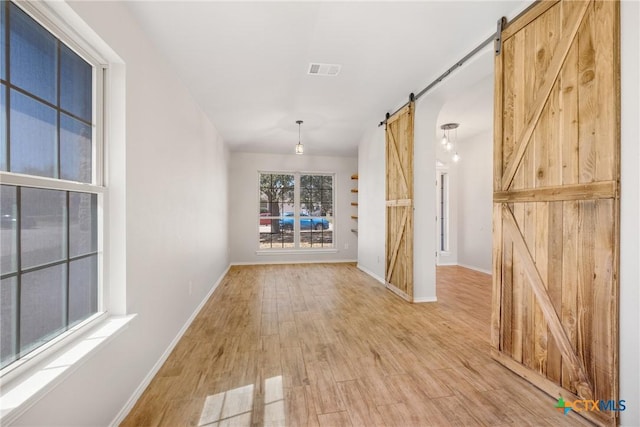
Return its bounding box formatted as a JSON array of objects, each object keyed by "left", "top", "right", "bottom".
[{"left": 121, "top": 264, "right": 590, "bottom": 426}]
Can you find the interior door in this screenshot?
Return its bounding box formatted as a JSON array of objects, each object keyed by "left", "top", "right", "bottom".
[
  {"left": 492, "top": 1, "right": 619, "bottom": 425},
  {"left": 385, "top": 102, "right": 414, "bottom": 301}
]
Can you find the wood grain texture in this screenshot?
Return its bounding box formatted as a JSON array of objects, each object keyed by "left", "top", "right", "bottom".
[
  {"left": 503, "top": 206, "right": 594, "bottom": 398},
  {"left": 385, "top": 102, "right": 414, "bottom": 300},
  {"left": 546, "top": 201, "right": 564, "bottom": 384},
  {"left": 492, "top": 1, "right": 620, "bottom": 425},
  {"left": 501, "top": 0, "right": 560, "bottom": 42},
  {"left": 492, "top": 32, "right": 506, "bottom": 352},
  {"left": 492, "top": 204, "right": 504, "bottom": 351},
  {"left": 501, "top": 0, "right": 591, "bottom": 191},
  {"left": 493, "top": 181, "right": 616, "bottom": 203},
  {"left": 120, "top": 264, "right": 588, "bottom": 427},
  {"left": 386, "top": 128, "right": 409, "bottom": 197},
  {"left": 385, "top": 207, "right": 408, "bottom": 283}
]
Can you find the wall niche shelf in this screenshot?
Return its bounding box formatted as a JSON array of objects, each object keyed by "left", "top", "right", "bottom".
[{"left": 351, "top": 173, "right": 358, "bottom": 233}]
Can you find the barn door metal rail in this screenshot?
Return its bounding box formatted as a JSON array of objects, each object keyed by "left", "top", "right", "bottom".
[{"left": 378, "top": 16, "right": 507, "bottom": 127}]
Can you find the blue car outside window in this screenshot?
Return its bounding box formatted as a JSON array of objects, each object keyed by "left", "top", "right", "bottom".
[{"left": 279, "top": 213, "right": 329, "bottom": 230}]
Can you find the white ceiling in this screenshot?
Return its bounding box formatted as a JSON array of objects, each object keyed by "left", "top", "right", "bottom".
[{"left": 125, "top": 1, "right": 530, "bottom": 157}]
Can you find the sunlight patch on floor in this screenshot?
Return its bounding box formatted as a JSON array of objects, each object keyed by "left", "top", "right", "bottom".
[{"left": 198, "top": 375, "right": 285, "bottom": 427}]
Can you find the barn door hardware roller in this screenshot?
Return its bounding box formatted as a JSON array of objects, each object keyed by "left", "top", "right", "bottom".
[{"left": 495, "top": 17, "right": 507, "bottom": 55}]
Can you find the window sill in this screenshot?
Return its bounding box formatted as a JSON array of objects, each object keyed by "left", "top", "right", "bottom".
[
  {"left": 256, "top": 248, "right": 338, "bottom": 256},
  {"left": 0, "top": 314, "right": 136, "bottom": 425}
]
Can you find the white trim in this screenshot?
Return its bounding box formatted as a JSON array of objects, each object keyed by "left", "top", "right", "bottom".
[
  {"left": 256, "top": 248, "right": 338, "bottom": 256},
  {"left": 109, "top": 265, "right": 231, "bottom": 427},
  {"left": 11, "top": 0, "right": 107, "bottom": 66},
  {"left": 356, "top": 263, "right": 385, "bottom": 284},
  {"left": 0, "top": 315, "right": 135, "bottom": 425},
  {"left": 413, "top": 296, "right": 438, "bottom": 303},
  {"left": 456, "top": 263, "right": 492, "bottom": 275},
  {"left": 0, "top": 172, "right": 105, "bottom": 194},
  {"left": 232, "top": 259, "right": 356, "bottom": 266},
  {"left": 436, "top": 262, "right": 458, "bottom": 266},
  {"left": 1, "top": 312, "right": 106, "bottom": 382}
]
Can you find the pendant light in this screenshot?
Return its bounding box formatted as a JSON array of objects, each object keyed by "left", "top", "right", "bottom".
[
  {"left": 439, "top": 123, "right": 460, "bottom": 162},
  {"left": 452, "top": 125, "right": 460, "bottom": 162},
  {"left": 295, "top": 120, "right": 304, "bottom": 155},
  {"left": 440, "top": 129, "right": 448, "bottom": 146}
]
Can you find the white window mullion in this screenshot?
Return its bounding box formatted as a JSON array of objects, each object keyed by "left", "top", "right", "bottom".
[{"left": 294, "top": 172, "right": 300, "bottom": 249}]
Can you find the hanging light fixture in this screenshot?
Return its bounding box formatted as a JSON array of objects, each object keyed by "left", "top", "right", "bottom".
[
  {"left": 439, "top": 123, "right": 460, "bottom": 162},
  {"left": 452, "top": 124, "right": 460, "bottom": 161},
  {"left": 295, "top": 120, "right": 304, "bottom": 155}
]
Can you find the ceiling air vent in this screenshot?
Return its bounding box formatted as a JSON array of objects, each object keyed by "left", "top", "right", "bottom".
[{"left": 308, "top": 63, "right": 341, "bottom": 76}]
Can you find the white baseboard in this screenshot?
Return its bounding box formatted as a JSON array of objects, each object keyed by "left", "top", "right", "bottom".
[
  {"left": 413, "top": 296, "right": 438, "bottom": 303},
  {"left": 230, "top": 259, "right": 357, "bottom": 266},
  {"left": 109, "top": 264, "right": 231, "bottom": 427},
  {"left": 456, "top": 263, "right": 492, "bottom": 275},
  {"left": 356, "top": 263, "right": 385, "bottom": 284}
]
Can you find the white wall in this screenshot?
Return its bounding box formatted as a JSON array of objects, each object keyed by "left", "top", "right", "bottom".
[
  {"left": 619, "top": 1, "right": 640, "bottom": 425},
  {"left": 413, "top": 100, "right": 444, "bottom": 301},
  {"left": 356, "top": 127, "right": 386, "bottom": 282},
  {"left": 455, "top": 130, "right": 493, "bottom": 273},
  {"left": 358, "top": 126, "right": 385, "bottom": 283},
  {"left": 12, "top": 2, "right": 230, "bottom": 425},
  {"left": 229, "top": 152, "right": 357, "bottom": 264}
]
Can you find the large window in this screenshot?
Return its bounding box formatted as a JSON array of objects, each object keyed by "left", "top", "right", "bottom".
[
  {"left": 0, "top": 1, "right": 102, "bottom": 371},
  {"left": 259, "top": 172, "right": 334, "bottom": 249}
]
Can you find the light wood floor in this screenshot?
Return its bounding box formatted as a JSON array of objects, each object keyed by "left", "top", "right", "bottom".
[{"left": 121, "top": 264, "right": 590, "bottom": 426}]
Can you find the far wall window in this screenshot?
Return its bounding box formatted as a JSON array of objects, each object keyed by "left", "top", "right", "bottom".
[{"left": 259, "top": 172, "right": 334, "bottom": 249}]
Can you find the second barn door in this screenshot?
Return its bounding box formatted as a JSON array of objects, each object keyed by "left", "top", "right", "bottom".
[{"left": 385, "top": 102, "right": 414, "bottom": 301}]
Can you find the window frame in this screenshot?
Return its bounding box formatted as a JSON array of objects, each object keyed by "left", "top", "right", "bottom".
[
  {"left": 437, "top": 170, "right": 450, "bottom": 254},
  {"left": 0, "top": 0, "right": 107, "bottom": 379},
  {"left": 257, "top": 171, "right": 336, "bottom": 252}
]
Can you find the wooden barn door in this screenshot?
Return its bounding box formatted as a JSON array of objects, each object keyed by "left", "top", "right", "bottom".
[
  {"left": 492, "top": 1, "right": 619, "bottom": 425},
  {"left": 385, "top": 102, "right": 414, "bottom": 301}
]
